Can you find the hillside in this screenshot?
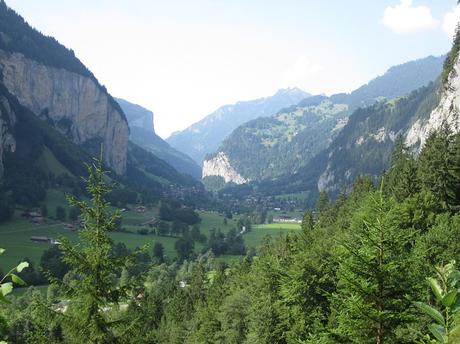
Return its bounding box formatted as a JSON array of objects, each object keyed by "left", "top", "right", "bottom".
[
  {"left": 0, "top": 1, "right": 205, "bottom": 213},
  {"left": 166, "top": 87, "right": 310, "bottom": 163},
  {"left": 204, "top": 55, "right": 445, "bottom": 188},
  {"left": 117, "top": 98, "right": 202, "bottom": 179},
  {"left": 0, "top": 0, "right": 129, "bottom": 175},
  {"left": 221, "top": 80, "right": 441, "bottom": 206}
]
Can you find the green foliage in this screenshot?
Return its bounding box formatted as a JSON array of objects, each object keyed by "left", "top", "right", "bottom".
[
  {"left": 417, "top": 125, "right": 459, "bottom": 210},
  {"left": 0, "top": 249, "right": 29, "bottom": 303},
  {"left": 300, "top": 210, "right": 314, "bottom": 232},
  {"left": 53, "top": 158, "right": 136, "bottom": 343},
  {"left": 152, "top": 242, "right": 165, "bottom": 263},
  {"left": 333, "top": 189, "right": 419, "bottom": 343},
  {"left": 443, "top": 22, "right": 460, "bottom": 86},
  {"left": 55, "top": 206, "right": 66, "bottom": 221},
  {"left": 414, "top": 261, "right": 460, "bottom": 343},
  {"left": 0, "top": 195, "right": 14, "bottom": 223},
  {"left": 385, "top": 137, "right": 419, "bottom": 201}
]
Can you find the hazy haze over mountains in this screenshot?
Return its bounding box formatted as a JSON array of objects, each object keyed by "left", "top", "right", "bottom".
[
  {"left": 117, "top": 98, "right": 202, "bottom": 179},
  {"left": 166, "top": 87, "right": 310, "bottom": 164}
]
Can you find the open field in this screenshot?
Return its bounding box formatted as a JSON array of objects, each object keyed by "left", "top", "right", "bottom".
[
  {"left": 0, "top": 198, "right": 299, "bottom": 272},
  {"left": 197, "top": 211, "right": 238, "bottom": 235},
  {"left": 0, "top": 207, "right": 228, "bottom": 270},
  {"left": 243, "top": 222, "right": 301, "bottom": 249}
]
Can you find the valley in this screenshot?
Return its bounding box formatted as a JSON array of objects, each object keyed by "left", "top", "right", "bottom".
[{"left": 1, "top": 1, "right": 460, "bottom": 343}]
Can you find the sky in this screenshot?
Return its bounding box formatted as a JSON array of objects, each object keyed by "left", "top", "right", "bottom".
[{"left": 5, "top": 0, "right": 460, "bottom": 138}]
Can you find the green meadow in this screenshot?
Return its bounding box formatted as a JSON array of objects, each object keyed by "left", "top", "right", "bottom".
[
  {"left": 0, "top": 194, "right": 299, "bottom": 271},
  {"left": 243, "top": 222, "right": 301, "bottom": 249}
]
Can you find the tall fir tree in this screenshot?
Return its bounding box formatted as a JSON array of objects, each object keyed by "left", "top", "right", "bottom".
[
  {"left": 418, "top": 124, "right": 457, "bottom": 210},
  {"left": 55, "top": 157, "right": 135, "bottom": 343},
  {"left": 332, "top": 188, "right": 419, "bottom": 343},
  {"left": 386, "top": 137, "right": 419, "bottom": 201}
]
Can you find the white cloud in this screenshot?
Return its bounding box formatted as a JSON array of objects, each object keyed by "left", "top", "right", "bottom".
[
  {"left": 443, "top": 6, "right": 460, "bottom": 38},
  {"left": 282, "top": 56, "right": 323, "bottom": 90},
  {"left": 381, "top": 0, "right": 438, "bottom": 34}
]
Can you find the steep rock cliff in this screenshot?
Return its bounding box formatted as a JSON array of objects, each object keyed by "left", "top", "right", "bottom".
[
  {"left": 0, "top": 50, "right": 129, "bottom": 175},
  {"left": 0, "top": 91, "right": 16, "bottom": 176},
  {"left": 406, "top": 57, "right": 460, "bottom": 148},
  {"left": 202, "top": 152, "right": 248, "bottom": 184}
]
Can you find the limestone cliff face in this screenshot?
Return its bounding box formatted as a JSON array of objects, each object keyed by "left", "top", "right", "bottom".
[
  {"left": 0, "top": 50, "right": 129, "bottom": 175},
  {"left": 202, "top": 152, "right": 248, "bottom": 184},
  {"left": 0, "top": 93, "right": 16, "bottom": 177},
  {"left": 406, "top": 58, "right": 460, "bottom": 148}
]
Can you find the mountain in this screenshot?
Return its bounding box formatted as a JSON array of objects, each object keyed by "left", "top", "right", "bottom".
[
  {"left": 0, "top": 1, "right": 203, "bottom": 208},
  {"left": 0, "top": 1, "right": 128, "bottom": 175},
  {"left": 166, "top": 87, "right": 310, "bottom": 163},
  {"left": 204, "top": 55, "right": 445, "bottom": 188},
  {"left": 221, "top": 81, "right": 441, "bottom": 206},
  {"left": 316, "top": 82, "right": 440, "bottom": 194},
  {"left": 117, "top": 98, "right": 202, "bottom": 179}
]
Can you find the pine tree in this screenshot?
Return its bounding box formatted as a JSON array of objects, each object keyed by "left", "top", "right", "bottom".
[
  {"left": 55, "top": 157, "right": 135, "bottom": 343},
  {"left": 418, "top": 125, "right": 457, "bottom": 210},
  {"left": 448, "top": 132, "right": 460, "bottom": 206},
  {"left": 333, "top": 188, "right": 419, "bottom": 343},
  {"left": 301, "top": 210, "right": 314, "bottom": 232},
  {"left": 386, "top": 137, "right": 419, "bottom": 201}
]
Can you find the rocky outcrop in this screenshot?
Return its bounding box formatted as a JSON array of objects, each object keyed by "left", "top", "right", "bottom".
[
  {"left": 202, "top": 152, "right": 248, "bottom": 184},
  {"left": 0, "top": 51, "right": 129, "bottom": 175},
  {"left": 0, "top": 93, "right": 16, "bottom": 176},
  {"left": 406, "top": 56, "right": 460, "bottom": 148}
]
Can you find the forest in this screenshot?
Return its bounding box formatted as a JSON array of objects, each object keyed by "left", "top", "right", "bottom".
[{"left": 2, "top": 122, "right": 460, "bottom": 343}]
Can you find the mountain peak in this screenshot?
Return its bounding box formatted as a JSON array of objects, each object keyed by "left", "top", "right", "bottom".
[{"left": 274, "top": 87, "right": 309, "bottom": 97}]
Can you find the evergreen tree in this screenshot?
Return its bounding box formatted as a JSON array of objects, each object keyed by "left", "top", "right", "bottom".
[
  {"left": 301, "top": 210, "right": 314, "bottom": 232},
  {"left": 55, "top": 206, "right": 66, "bottom": 221},
  {"left": 153, "top": 242, "right": 165, "bottom": 264},
  {"left": 448, "top": 132, "right": 460, "bottom": 205},
  {"left": 386, "top": 138, "right": 419, "bottom": 201},
  {"left": 333, "top": 188, "right": 419, "bottom": 343},
  {"left": 55, "top": 158, "right": 135, "bottom": 343},
  {"left": 418, "top": 125, "right": 457, "bottom": 210}
]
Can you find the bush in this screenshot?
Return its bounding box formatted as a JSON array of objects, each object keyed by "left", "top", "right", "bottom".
[
  {"left": 56, "top": 206, "right": 66, "bottom": 221},
  {"left": 137, "top": 228, "right": 149, "bottom": 235},
  {"left": 0, "top": 194, "right": 14, "bottom": 222}
]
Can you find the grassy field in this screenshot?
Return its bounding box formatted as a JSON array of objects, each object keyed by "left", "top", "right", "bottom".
[
  {"left": 0, "top": 207, "right": 228, "bottom": 270},
  {"left": 197, "top": 211, "right": 238, "bottom": 235},
  {"left": 243, "top": 222, "right": 301, "bottom": 249},
  {"left": 0, "top": 196, "right": 299, "bottom": 272}
]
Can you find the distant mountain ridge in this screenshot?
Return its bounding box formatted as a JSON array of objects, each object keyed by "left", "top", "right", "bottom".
[
  {"left": 202, "top": 55, "right": 445, "bottom": 189},
  {"left": 117, "top": 98, "right": 202, "bottom": 179},
  {"left": 166, "top": 87, "right": 310, "bottom": 163}
]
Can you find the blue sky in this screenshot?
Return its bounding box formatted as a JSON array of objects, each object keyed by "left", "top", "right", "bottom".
[{"left": 5, "top": 0, "right": 459, "bottom": 137}]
